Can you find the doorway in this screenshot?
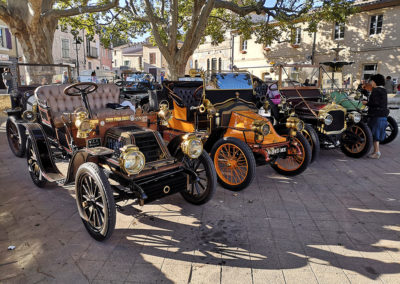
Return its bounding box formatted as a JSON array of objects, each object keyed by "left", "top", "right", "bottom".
[{"left": 149, "top": 68, "right": 157, "bottom": 82}]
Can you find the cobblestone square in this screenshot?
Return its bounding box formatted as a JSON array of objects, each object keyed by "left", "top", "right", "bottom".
[{"left": 1, "top": 121, "right": 400, "bottom": 283}]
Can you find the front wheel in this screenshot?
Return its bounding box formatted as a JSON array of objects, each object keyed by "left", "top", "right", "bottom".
[
  {"left": 340, "top": 122, "right": 372, "bottom": 158},
  {"left": 302, "top": 124, "right": 320, "bottom": 163},
  {"left": 210, "top": 137, "right": 256, "bottom": 191},
  {"left": 75, "top": 162, "right": 116, "bottom": 241},
  {"left": 381, "top": 116, "right": 398, "bottom": 145},
  {"left": 180, "top": 151, "right": 216, "bottom": 205},
  {"left": 271, "top": 132, "right": 311, "bottom": 176},
  {"left": 26, "top": 139, "right": 47, "bottom": 188},
  {"left": 6, "top": 117, "right": 26, "bottom": 157}
]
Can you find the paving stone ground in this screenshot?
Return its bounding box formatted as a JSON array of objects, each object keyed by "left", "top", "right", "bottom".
[{"left": 1, "top": 121, "right": 400, "bottom": 284}]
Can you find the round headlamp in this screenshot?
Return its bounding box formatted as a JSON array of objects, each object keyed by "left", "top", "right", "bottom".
[
  {"left": 286, "top": 117, "right": 303, "bottom": 131},
  {"left": 296, "top": 120, "right": 304, "bottom": 132},
  {"left": 349, "top": 111, "right": 361, "bottom": 123},
  {"left": 252, "top": 120, "right": 270, "bottom": 136},
  {"left": 181, "top": 137, "right": 203, "bottom": 159},
  {"left": 324, "top": 114, "right": 333, "bottom": 126},
  {"left": 119, "top": 145, "right": 145, "bottom": 175}
]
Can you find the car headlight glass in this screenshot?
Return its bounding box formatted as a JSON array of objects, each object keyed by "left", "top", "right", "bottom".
[
  {"left": 260, "top": 123, "right": 270, "bottom": 135},
  {"left": 181, "top": 138, "right": 203, "bottom": 159},
  {"left": 324, "top": 114, "right": 333, "bottom": 126},
  {"left": 349, "top": 112, "right": 361, "bottom": 123},
  {"left": 120, "top": 145, "right": 145, "bottom": 175},
  {"left": 296, "top": 120, "right": 304, "bottom": 132}
]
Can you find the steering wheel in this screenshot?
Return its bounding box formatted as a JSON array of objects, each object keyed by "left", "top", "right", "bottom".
[{"left": 64, "top": 82, "right": 98, "bottom": 97}]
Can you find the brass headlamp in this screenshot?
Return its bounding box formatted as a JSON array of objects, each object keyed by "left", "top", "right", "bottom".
[
  {"left": 157, "top": 101, "right": 172, "bottom": 126},
  {"left": 181, "top": 133, "right": 203, "bottom": 159},
  {"left": 286, "top": 116, "right": 304, "bottom": 133},
  {"left": 22, "top": 102, "right": 38, "bottom": 122},
  {"left": 119, "top": 145, "right": 145, "bottom": 175},
  {"left": 263, "top": 100, "right": 271, "bottom": 112},
  {"left": 252, "top": 120, "right": 271, "bottom": 136},
  {"left": 75, "top": 111, "right": 92, "bottom": 138}
]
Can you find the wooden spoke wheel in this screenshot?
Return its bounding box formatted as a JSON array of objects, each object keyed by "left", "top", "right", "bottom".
[
  {"left": 180, "top": 151, "right": 216, "bottom": 205},
  {"left": 6, "top": 117, "right": 26, "bottom": 157},
  {"left": 26, "top": 140, "right": 47, "bottom": 188},
  {"left": 76, "top": 163, "right": 116, "bottom": 241},
  {"left": 340, "top": 121, "right": 372, "bottom": 158},
  {"left": 211, "top": 137, "right": 256, "bottom": 191},
  {"left": 271, "top": 132, "right": 311, "bottom": 176}
]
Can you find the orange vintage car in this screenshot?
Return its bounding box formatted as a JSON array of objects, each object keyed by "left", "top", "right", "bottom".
[{"left": 153, "top": 71, "right": 311, "bottom": 191}]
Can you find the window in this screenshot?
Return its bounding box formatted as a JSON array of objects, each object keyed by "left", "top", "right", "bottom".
[
  {"left": 334, "top": 22, "right": 345, "bottom": 40},
  {"left": 363, "top": 64, "right": 378, "bottom": 80},
  {"left": 240, "top": 37, "right": 248, "bottom": 51},
  {"left": 149, "top": 53, "right": 156, "bottom": 64},
  {"left": 88, "top": 61, "right": 92, "bottom": 70},
  {"left": 0, "top": 28, "right": 4, "bottom": 48},
  {"left": 207, "top": 59, "right": 210, "bottom": 71},
  {"left": 369, "top": 15, "right": 383, "bottom": 35},
  {"left": 292, "top": 27, "right": 301, "bottom": 45},
  {"left": 139, "top": 56, "right": 142, "bottom": 69},
  {"left": 124, "top": 60, "right": 130, "bottom": 66},
  {"left": 218, "top": 58, "right": 222, "bottom": 72},
  {"left": 61, "top": 39, "right": 69, "bottom": 58},
  {"left": 195, "top": 60, "right": 198, "bottom": 70},
  {"left": 211, "top": 58, "right": 217, "bottom": 71}
]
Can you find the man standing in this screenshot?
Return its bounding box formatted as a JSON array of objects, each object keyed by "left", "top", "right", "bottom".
[
  {"left": 2, "top": 67, "right": 13, "bottom": 94},
  {"left": 385, "top": 76, "right": 395, "bottom": 94}
]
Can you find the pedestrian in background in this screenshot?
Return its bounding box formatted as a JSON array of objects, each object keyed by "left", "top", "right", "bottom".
[
  {"left": 62, "top": 71, "right": 69, "bottom": 84},
  {"left": 91, "top": 71, "right": 97, "bottom": 83},
  {"left": 304, "top": 79, "right": 310, "bottom": 86},
  {"left": 362, "top": 74, "right": 389, "bottom": 159},
  {"left": 2, "top": 67, "right": 13, "bottom": 94},
  {"left": 385, "top": 76, "right": 395, "bottom": 94}
]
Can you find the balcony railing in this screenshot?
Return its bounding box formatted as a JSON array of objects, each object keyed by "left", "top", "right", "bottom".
[{"left": 87, "top": 47, "right": 98, "bottom": 58}]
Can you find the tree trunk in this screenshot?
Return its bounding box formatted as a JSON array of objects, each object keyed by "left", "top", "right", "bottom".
[{"left": 167, "top": 56, "right": 188, "bottom": 81}]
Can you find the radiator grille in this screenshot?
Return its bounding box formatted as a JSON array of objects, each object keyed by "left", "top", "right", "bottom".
[
  {"left": 324, "top": 110, "right": 345, "bottom": 133},
  {"left": 105, "top": 136, "right": 128, "bottom": 156},
  {"left": 133, "top": 132, "right": 163, "bottom": 162}
]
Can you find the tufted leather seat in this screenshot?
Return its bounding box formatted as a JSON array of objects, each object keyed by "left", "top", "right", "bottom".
[
  {"left": 172, "top": 87, "right": 202, "bottom": 108},
  {"left": 35, "top": 84, "right": 135, "bottom": 127}
]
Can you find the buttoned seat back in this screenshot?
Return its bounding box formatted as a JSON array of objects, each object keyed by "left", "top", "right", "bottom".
[{"left": 35, "top": 84, "right": 134, "bottom": 127}]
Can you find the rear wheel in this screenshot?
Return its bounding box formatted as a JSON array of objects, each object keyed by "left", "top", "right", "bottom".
[
  {"left": 271, "top": 132, "right": 311, "bottom": 176},
  {"left": 381, "top": 116, "right": 398, "bottom": 145},
  {"left": 210, "top": 137, "right": 256, "bottom": 191},
  {"left": 75, "top": 163, "right": 116, "bottom": 241},
  {"left": 302, "top": 124, "right": 320, "bottom": 163},
  {"left": 180, "top": 151, "right": 216, "bottom": 205},
  {"left": 340, "top": 122, "right": 372, "bottom": 158},
  {"left": 6, "top": 117, "right": 26, "bottom": 157},
  {"left": 26, "top": 140, "right": 47, "bottom": 188}
]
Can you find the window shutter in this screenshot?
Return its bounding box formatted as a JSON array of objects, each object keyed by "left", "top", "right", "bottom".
[{"left": 5, "top": 28, "right": 12, "bottom": 49}]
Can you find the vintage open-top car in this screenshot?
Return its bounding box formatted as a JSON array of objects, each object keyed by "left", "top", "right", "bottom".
[
  {"left": 116, "top": 71, "right": 160, "bottom": 111},
  {"left": 6, "top": 80, "right": 216, "bottom": 241},
  {"left": 328, "top": 88, "right": 398, "bottom": 145},
  {"left": 260, "top": 64, "right": 373, "bottom": 159},
  {"left": 153, "top": 70, "right": 311, "bottom": 191}
]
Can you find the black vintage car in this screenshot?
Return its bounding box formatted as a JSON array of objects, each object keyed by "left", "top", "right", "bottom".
[
  {"left": 116, "top": 72, "right": 161, "bottom": 111},
  {"left": 256, "top": 64, "right": 373, "bottom": 160},
  {"left": 6, "top": 80, "right": 216, "bottom": 241}
]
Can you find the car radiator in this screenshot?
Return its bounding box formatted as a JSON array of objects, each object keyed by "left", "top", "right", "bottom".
[{"left": 324, "top": 110, "right": 345, "bottom": 133}]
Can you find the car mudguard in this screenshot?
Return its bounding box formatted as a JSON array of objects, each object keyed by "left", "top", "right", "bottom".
[{"left": 25, "top": 123, "right": 64, "bottom": 182}]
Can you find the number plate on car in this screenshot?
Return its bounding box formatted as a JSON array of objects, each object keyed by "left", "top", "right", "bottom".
[
  {"left": 87, "top": 138, "right": 101, "bottom": 148},
  {"left": 266, "top": 147, "right": 287, "bottom": 155}
]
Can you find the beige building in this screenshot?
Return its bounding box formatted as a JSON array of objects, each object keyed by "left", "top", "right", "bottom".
[
  {"left": 193, "top": 0, "right": 400, "bottom": 87},
  {"left": 0, "top": 19, "right": 18, "bottom": 92}
]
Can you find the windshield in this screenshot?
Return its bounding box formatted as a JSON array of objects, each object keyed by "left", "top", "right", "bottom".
[
  {"left": 123, "top": 73, "right": 153, "bottom": 82},
  {"left": 279, "top": 66, "right": 320, "bottom": 87},
  {"left": 206, "top": 72, "right": 253, "bottom": 90}
]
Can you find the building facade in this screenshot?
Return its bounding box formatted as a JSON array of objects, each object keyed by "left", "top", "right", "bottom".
[
  {"left": 0, "top": 19, "right": 18, "bottom": 93},
  {"left": 193, "top": 0, "right": 400, "bottom": 88}
]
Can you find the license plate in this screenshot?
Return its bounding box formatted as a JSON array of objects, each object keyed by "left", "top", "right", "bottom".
[{"left": 266, "top": 147, "right": 286, "bottom": 155}]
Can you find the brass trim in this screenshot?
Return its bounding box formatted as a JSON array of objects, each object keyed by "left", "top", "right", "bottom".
[{"left": 163, "top": 185, "right": 171, "bottom": 194}]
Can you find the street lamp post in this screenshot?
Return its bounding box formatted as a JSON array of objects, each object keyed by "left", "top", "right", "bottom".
[{"left": 74, "top": 39, "right": 81, "bottom": 78}]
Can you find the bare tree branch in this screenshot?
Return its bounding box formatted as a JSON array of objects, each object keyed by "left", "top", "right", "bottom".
[{"left": 44, "top": 0, "right": 119, "bottom": 19}]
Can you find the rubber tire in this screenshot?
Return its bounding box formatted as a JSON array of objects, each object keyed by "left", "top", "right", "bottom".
[
  {"left": 26, "top": 139, "right": 47, "bottom": 188},
  {"left": 75, "top": 162, "right": 116, "bottom": 241},
  {"left": 210, "top": 137, "right": 256, "bottom": 191},
  {"left": 340, "top": 121, "right": 372, "bottom": 158},
  {"left": 6, "top": 117, "right": 26, "bottom": 157},
  {"left": 180, "top": 151, "right": 217, "bottom": 205},
  {"left": 271, "top": 132, "right": 311, "bottom": 176},
  {"left": 302, "top": 124, "right": 320, "bottom": 163},
  {"left": 381, "top": 116, "right": 398, "bottom": 145}
]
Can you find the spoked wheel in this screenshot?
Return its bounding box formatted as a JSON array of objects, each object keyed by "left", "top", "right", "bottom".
[
  {"left": 302, "top": 124, "right": 320, "bottom": 163},
  {"left": 210, "top": 137, "right": 256, "bottom": 191},
  {"left": 6, "top": 117, "right": 26, "bottom": 157},
  {"left": 180, "top": 151, "right": 216, "bottom": 205},
  {"left": 75, "top": 163, "right": 116, "bottom": 241},
  {"left": 381, "top": 116, "right": 398, "bottom": 145},
  {"left": 340, "top": 121, "right": 372, "bottom": 158},
  {"left": 26, "top": 140, "right": 47, "bottom": 188},
  {"left": 271, "top": 132, "right": 311, "bottom": 176}
]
